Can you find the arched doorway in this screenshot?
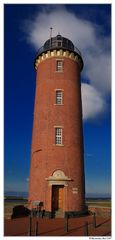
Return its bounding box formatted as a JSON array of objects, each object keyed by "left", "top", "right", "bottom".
[{"left": 46, "top": 170, "right": 72, "bottom": 216}]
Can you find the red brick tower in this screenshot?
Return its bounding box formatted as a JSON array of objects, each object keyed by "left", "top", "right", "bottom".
[{"left": 29, "top": 34, "right": 86, "bottom": 218}]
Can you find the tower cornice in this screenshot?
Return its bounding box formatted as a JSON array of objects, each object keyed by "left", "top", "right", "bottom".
[{"left": 34, "top": 49, "right": 83, "bottom": 71}]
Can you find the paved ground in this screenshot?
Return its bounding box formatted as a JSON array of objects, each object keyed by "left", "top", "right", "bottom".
[{"left": 4, "top": 215, "right": 111, "bottom": 236}]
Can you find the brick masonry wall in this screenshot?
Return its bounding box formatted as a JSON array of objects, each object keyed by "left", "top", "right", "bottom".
[{"left": 29, "top": 56, "right": 85, "bottom": 213}]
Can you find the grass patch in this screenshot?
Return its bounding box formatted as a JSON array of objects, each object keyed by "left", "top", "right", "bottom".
[
  {"left": 4, "top": 201, "right": 28, "bottom": 206},
  {"left": 86, "top": 200, "right": 111, "bottom": 208}
]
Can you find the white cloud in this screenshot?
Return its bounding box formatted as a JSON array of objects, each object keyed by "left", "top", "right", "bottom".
[
  {"left": 24, "top": 7, "right": 97, "bottom": 51},
  {"left": 84, "top": 53, "right": 111, "bottom": 95},
  {"left": 81, "top": 83, "right": 107, "bottom": 120},
  {"left": 23, "top": 6, "right": 111, "bottom": 121}
]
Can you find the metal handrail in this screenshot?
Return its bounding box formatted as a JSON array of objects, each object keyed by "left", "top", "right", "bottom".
[{"left": 36, "top": 45, "right": 82, "bottom": 58}]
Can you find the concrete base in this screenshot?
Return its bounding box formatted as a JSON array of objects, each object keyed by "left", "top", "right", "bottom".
[
  {"left": 64, "top": 209, "right": 89, "bottom": 218},
  {"left": 43, "top": 209, "right": 89, "bottom": 219}
]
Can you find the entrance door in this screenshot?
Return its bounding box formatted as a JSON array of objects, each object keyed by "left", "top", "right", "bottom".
[{"left": 52, "top": 185, "right": 64, "bottom": 211}]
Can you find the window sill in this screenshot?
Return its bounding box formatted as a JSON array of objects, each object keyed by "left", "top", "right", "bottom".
[
  {"left": 54, "top": 104, "right": 64, "bottom": 106},
  {"left": 53, "top": 144, "right": 64, "bottom": 147}
]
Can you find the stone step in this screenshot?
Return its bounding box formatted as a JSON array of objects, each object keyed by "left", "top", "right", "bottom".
[{"left": 55, "top": 210, "right": 64, "bottom": 218}]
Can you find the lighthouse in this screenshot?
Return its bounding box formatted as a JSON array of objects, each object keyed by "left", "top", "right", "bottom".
[{"left": 29, "top": 34, "right": 86, "bottom": 218}]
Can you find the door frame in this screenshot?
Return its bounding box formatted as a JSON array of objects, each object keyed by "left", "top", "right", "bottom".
[{"left": 46, "top": 169, "right": 72, "bottom": 212}]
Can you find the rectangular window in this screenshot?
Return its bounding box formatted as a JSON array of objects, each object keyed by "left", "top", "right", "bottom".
[
  {"left": 56, "top": 90, "right": 63, "bottom": 105},
  {"left": 55, "top": 128, "right": 62, "bottom": 145},
  {"left": 56, "top": 60, "right": 63, "bottom": 72},
  {"left": 57, "top": 41, "right": 62, "bottom": 47}
]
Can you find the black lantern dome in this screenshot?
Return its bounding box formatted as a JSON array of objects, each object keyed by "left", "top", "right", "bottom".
[{"left": 35, "top": 34, "right": 83, "bottom": 71}]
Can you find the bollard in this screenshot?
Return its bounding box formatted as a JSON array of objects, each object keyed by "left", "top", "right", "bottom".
[
  {"left": 28, "top": 215, "right": 32, "bottom": 236},
  {"left": 84, "top": 221, "right": 88, "bottom": 236},
  {"left": 93, "top": 212, "right": 96, "bottom": 228},
  {"left": 64, "top": 215, "right": 69, "bottom": 232},
  {"left": 35, "top": 220, "right": 39, "bottom": 236}
]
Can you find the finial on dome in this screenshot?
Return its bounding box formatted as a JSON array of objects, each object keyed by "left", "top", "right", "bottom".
[
  {"left": 50, "top": 27, "right": 53, "bottom": 38},
  {"left": 50, "top": 27, "right": 53, "bottom": 47}
]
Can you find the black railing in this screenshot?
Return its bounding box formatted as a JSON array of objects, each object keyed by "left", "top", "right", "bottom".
[{"left": 36, "top": 44, "right": 82, "bottom": 58}]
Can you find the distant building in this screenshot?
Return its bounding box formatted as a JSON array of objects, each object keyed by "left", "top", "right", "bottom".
[{"left": 29, "top": 34, "right": 86, "bottom": 218}]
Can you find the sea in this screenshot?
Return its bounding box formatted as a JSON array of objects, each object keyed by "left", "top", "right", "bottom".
[{"left": 4, "top": 191, "right": 28, "bottom": 198}]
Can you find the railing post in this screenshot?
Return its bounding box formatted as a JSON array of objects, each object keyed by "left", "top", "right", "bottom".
[
  {"left": 35, "top": 220, "right": 39, "bottom": 236},
  {"left": 28, "top": 215, "right": 32, "bottom": 236},
  {"left": 93, "top": 212, "right": 96, "bottom": 228},
  {"left": 84, "top": 221, "right": 88, "bottom": 236},
  {"left": 64, "top": 215, "right": 69, "bottom": 232}
]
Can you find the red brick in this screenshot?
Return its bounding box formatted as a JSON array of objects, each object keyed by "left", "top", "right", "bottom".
[{"left": 29, "top": 56, "right": 86, "bottom": 214}]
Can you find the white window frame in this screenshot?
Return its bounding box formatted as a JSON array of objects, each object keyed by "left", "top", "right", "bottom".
[
  {"left": 56, "top": 90, "right": 63, "bottom": 105},
  {"left": 55, "top": 127, "right": 62, "bottom": 145},
  {"left": 56, "top": 60, "right": 63, "bottom": 72}
]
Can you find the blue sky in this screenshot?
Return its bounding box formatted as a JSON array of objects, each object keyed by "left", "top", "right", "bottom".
[{"left": 4, "top": 4, "right": 111, "bottom": 197}]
